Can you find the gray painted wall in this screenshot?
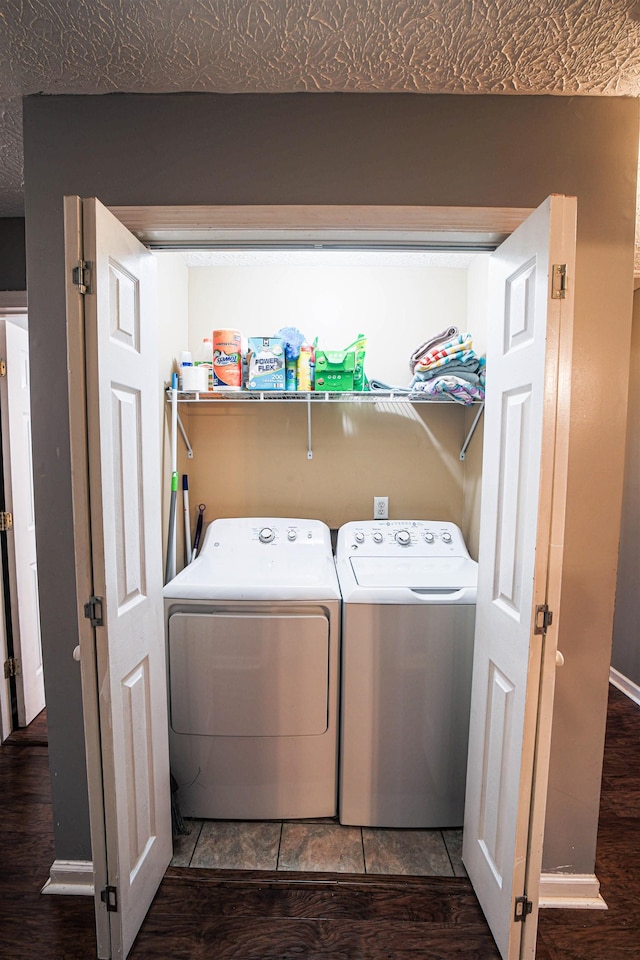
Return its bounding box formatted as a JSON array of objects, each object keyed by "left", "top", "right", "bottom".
[
  {"left": 0, "top": 218, "right": 26, "bottom": 290},
  {"left": 22, "top": 92, "right": 638, "bottom": 871},
  {"left": 612, "top": 290, "right": 640, "bottom": 685}
]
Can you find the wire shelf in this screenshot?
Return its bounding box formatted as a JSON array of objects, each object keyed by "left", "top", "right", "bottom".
[
  {"left": 164, "top": 386, "right": 484, "bottom": 461},
  {"left": 167, "top": 387, "right": 483, "bottom": 405}
]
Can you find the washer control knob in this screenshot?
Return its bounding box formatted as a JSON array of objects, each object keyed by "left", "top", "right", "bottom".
[
  {"left": 442, "top": 531, "right": 452, "bottom": 544},
  {"left": 287, "top": 529, "right": 297, "bottom": 541},
  {"left": 259, "top": 527, "right": 275, "bottom": 543},
  {"left": 373, "top": 532, "right": 384, "bottom": 544},
  {"left": 424, "top": 532, "right": 435, "bottom": 543},
  {"left": 395, "top": 530, "right": 411, "bottom": 546},
  {"left": 354, "top": 532, "right": 365, "bottom": 543}
]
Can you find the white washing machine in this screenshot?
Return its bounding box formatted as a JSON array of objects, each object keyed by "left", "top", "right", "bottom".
[
  {"left": 163, "top": 517, "right": 341, "bottom": 820},
  {"left": 336, "top": 519, "right": 477, "bottom": 829}
]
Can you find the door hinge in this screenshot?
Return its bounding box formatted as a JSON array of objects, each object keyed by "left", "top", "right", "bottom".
[
  {"left": 513, "top": 897, "right": 533, "bottom": 923},
  {"left": 4, "top": 657, "right": 21, "bottom": 679},
  {"left": 551, "top": 263, "right": 567, "bottom": 300},
  {"left": 72, "top": 260, "right": 91, "bottom": 294},
  {"left": 514, "top": 895, "right": 533, "bottom": 922},
  {"left": 83, "top": 595, "right": 104, "bottom": 627},
  {"left": 101, "top": 885, "right": 118, "bottom": 913},
  {"left": 534, "top": 604, "right": 554, "bottom": 635},
  {"left": 0, "top": 511, "right": 13, "bottom": 532},
  {"left": 0, "top": 358, "right": 6, "bottom": 377}
]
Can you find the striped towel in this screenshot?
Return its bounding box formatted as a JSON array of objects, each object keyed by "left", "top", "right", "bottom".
[
  {"left": 409, "top": 326, "right": 459, "bottom": 373},
  {"left": 413, "top": 333, "right": 475, "bottom": 373}
]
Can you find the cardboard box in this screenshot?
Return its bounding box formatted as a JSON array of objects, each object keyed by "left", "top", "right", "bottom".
[
  {"left": 248, "top": 337, "right": 285, "bottom": 390},
  {"left": 314, "top": 348, "right": 356, "bottom": 391}
]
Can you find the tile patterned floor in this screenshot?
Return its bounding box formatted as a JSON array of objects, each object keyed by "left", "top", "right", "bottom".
[
  {"left": 172, "top": 818, "right": 466, "bottom": 877},
  {"left": 279, "top": 821, "right": 364, "bottom": 873},
  {"left": 362, "top": 826, "right": 454, "bottom": 876},
  {"left": 191, "top": 820, "right": 282, "bottom": 871}
]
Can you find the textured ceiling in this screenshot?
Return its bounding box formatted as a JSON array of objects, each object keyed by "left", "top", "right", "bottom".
[{"left": 2, "top": 0, "right": 640, "bottom": 216}]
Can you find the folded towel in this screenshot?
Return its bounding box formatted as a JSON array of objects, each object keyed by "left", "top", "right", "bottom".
[
  {"left": 365, "top": 351, "right": 486, "bottom": 404},
  {"left": 368, "top": 378, "right": 412, "bottom": 393},
  {"left": 411, "top": 359, "right": 481, "bottom": 385},
  {"left": 409, "top": 326, "right": 459, "bottom": 373},
  {"left": 413, "top": 376, "right": 485, "bottom": 405},
  {"left": 414, "top": 351, "right": 476, "bottom": 376},
  {"left": 413, "top": 332, "right": 474, "bottom": 370}
]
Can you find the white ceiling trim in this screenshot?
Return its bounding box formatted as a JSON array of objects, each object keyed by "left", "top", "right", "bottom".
[{"left": 169, "top": 249, "right": 481, "bottom": 268}]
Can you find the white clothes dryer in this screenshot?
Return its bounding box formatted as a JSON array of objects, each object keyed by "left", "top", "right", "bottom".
[
  {"left": 336, "top": 519, "right": 477, "bottom": 829},
  {"left": 163, "top": 517, "right": 341, "bottom": 820}
]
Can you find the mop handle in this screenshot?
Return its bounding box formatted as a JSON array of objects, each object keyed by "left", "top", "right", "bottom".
[
  {"left": 164, "top": 470, "right": 178, "bottom": 584},
  {"left": 183, "top": 475, "right": 192, "bottom": 564},
  {"left": 165, "top": 373, "right": 180, "bottom": 584},
  {"left": 171, "top": 373, "right": 178, "bottom": 470}
]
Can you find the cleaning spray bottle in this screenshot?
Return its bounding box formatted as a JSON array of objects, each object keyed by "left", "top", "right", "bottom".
[{"left": 297, "top": 342, "right": 314, "bottom": 391}]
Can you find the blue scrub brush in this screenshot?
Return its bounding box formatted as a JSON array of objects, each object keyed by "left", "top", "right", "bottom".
[{"left": 276, "top": 327, "right": 307, "bottom": 391}]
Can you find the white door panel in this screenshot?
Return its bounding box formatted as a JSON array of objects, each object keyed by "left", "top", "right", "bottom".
[
  {"left": 0, "top": 318, "right": 45, "bottom": 726},
  {"left": 79, "top": 198, "right": 172, "bottom": 959},
  {"left": 463, "top": 196, "right": 576, "bottom": 960}
]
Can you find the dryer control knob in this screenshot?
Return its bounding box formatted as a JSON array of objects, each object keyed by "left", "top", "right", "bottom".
[
  {"left": 259, "top": 527, "right": 275, "bottom": 543},
  {"left": 287, "top": 529, "right": 297, "bottom": 541},
  {"left": 442, "top": 532, "right": 452, "bottom": 544},
  {"left": 395, "top": 530, "right": 411, "bottom": 546},
  {"left": 424, "top": 532, "right": 435, "bottom": 543},
  {"left": 373, "top": 532, "right": 384, "bottom": 544},
  {"left": 355, "top": 532, "right": 365, "bottom": 543}
]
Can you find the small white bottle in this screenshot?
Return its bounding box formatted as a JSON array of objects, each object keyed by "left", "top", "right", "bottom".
[
  {"left": 195, "top": 338, "right": 213, "bottom": 391},
  {"left": 179, "top": 351, "right": 193, "bottom": 391}
]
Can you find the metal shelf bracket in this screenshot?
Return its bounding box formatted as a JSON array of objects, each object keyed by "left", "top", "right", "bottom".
[
  {"left": 459, "top": 402, "right": 484, "bottom": 461},
  {"left": 177, "top": 411, "right": 194, "bottom": 459}
]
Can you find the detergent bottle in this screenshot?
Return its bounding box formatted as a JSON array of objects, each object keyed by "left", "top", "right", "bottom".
[{"left": 195, "top": 337, "right": 213, "bottom": 391}]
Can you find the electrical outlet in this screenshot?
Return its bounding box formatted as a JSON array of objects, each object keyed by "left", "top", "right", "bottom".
[{"left": 374, "top": 496, "right": 388, "bottom": 519}]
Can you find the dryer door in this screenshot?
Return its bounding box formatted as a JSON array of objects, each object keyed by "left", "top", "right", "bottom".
[{"left": 169, "top": 610, "right": 330, "bottom": 737}]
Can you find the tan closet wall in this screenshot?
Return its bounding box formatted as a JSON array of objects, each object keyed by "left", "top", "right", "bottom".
[
  {"left": 163, "top": 254, "right": 485, "bottom": 557},
  {"left": 178, "top": 401, "right": 472, "bottom": 534}
]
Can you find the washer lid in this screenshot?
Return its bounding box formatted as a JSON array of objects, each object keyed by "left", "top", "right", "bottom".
[
  {"left": 335, "top": 518, "right": 478, "bottom": 603},
  {"left": 341, "top": 554, "right": 477, "bottom": 603},
  {"left": 350, "top": 555, "right": 478, "bottom": 591}
]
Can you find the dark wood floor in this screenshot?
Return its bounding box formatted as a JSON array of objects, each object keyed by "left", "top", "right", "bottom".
[
  {"left": 4, "top": 706, "right": 48, "bottom": 745},
  {"left": 1, "top": 687, "right": 638, "bottom": 959},
  {"left": 537, "top": 685, "right": 640, "bottom": 960}
]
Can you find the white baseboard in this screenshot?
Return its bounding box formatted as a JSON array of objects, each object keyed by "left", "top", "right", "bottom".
[
  {"left": 538, "top": 872, "right": 607, "bottom": 910},
  {"left": 41, "top": 859, "right": 94, "bottom": 897},
  {"left": 609, "top": 667, "right": 640, "bottom": 707}
]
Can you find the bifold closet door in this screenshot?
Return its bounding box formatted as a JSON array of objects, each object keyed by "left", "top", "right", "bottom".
[
  {"left": 463, "top": 195, "right": 576, "bottom": 960},
  {"left": 67, "top": 196, "right": 172, "bottom": 960}
]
